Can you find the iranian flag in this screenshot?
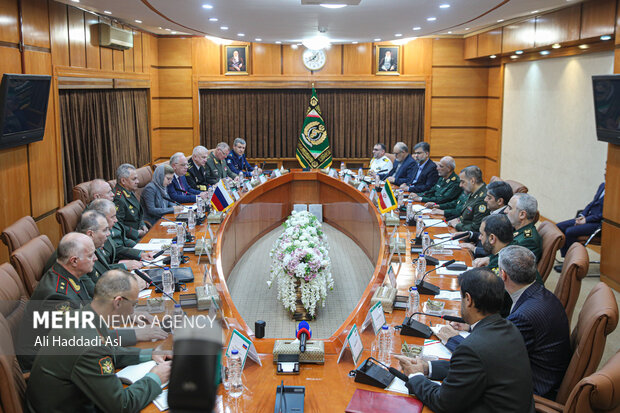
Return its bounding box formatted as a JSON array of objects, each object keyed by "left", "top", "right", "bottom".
[{"left": 378, "top": 181, "right": 397, "bottom": 213}]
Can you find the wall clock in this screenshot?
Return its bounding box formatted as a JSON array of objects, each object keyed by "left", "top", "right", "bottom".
[{"left": 302, "top": 48, "right": 327, "bottom": 71}]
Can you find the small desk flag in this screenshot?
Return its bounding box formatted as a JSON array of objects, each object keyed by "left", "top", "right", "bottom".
[
  {"left": 210, "top": 180, "right": 234, "bottom": 212},
  {"left": 378, "top": 181, "right": 397, "bottom": 213}
]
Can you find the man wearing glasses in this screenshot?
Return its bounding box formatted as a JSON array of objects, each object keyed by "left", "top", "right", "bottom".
[
  {"left": 379, "top": 142, "right": 417, "bottom": 186},
  {"left": 205, "top": 142, "right": 238, "bottom": 185},
  {"left": 167, "top": 152, "right": 209, "bottom": 204},
  {"left": 400, "top": 141, "right": 438, "bottom": 193}
]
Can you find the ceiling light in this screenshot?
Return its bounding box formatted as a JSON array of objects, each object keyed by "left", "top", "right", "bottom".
[
  {"left": 320, "top": 3, "right": 347, "bottom": 8},
  {"left": 275, "top": 41, "right": 282, "bottom": 44},
  {"left": 238, "top": 33, "right": 245, "bottom": 37},
  {"left": 104, "top": 10, "right": 112, "bottom": 14},
  {"left": 158, "top": 27, "right": 162, "bottom": 29},
  {"left": 465, "top": 27, "right": 470, "bottom": 30},
  {"left": 510, "top": 55, "right": 518, "bottom": 59},
  {"left": 374, "top": 38, "right": 381, "bottom": 42},
  {"left": 202, "top": 4, "right": 213, "bottom": 9},
  {"left": 209, "top": 17, "right": 218, "bottom": 22},
  {"left": 165, "top": 28, "right": 171, "bottom": 31},
  {"left": 171, "top": 31, "right": 177, "bottom": 34},
  {"left": 221, "top": 26, "right": 229, "bottom": 30},
  {"left": 255, "top": 38, "right": 262, "bottom": 41},
  {"left": 291, "top": 44, "right": 298, "bottom": 49},
  {"left": 515, "top": 50, "right": 523, "bottom": 55},
  {"left": 71, "top": 0, "right": 79, "bottom": 3},
  {"left": 540, "top": 50, "right": 550, "bottom": 55},
  {"left": 600, "top": 35, "right": 612, "bottom": 41},
  {"left": 395, "top": 33, "right": 402, "bottom": 37},
  {"left": 552, "top": 43, "right": 561, "bottom": 49},
  {"left": 352, "top": 41, "right": 358, "bottom": 44},
  {"left": 205, "top": 36, "right": 232, "bottom": 45},
  {"left": 302, "top": 34, "right": 331, "bottom": 50},
  {"left": 427, "top": 17, "right": 436, "bottom": 21},
  {"left": 497, "top": 19, "right": 504, "bottom": 23},
  {"left": 579, "top": 44, "right": 589, "bottom": 49},
  {"left": 447, "top": 31, "right": 452, "bottom": 34},
  {"left": 531, "top": 10, "right": 539, "bottom": 13},
  {"left": 490, "top": 55, "right": 497, "bottom": 59},
  {"left": 440, "top": 4, "right": 450, "bottom": 8},
  {"left": 135, "top": 20, "right": 142, "bottom": 23},
  {"left": 413, "top": 27, "right": 421, "bottom": 31}
]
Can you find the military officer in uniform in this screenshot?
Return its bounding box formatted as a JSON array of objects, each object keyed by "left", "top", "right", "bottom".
[
  {"left": 205, "top": 142, "right": 238, "bottom": 185},
  {"left": 186, "top": 145, "right": 210, "bottom": 191},
  {"left": 114, "top": 163, "right": 148, "bottom": 241},
  {"left": 506, "top": 193, "right": 543, "bottom": 262},
  {"left": 26, "top": 270, "right": 171, "bottom": 413},
  {"left": 368, "top": 143, "right": 393, "bottom": 175},
  {"left": 414, "top": 156, "right": 461, "bottom": 205},
  {"left": 472, "top": 215, "right": 514, "bottom": 274},
  {"left": 227, "top": 138, "right": 261, "bottom": 178}
]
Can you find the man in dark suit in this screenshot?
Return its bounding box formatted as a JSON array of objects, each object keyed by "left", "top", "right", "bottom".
[
  {"left": 186, "top": 145, "right": 210, "bottom": 191},
  {"left": 556, "top": 182, "right": 604, "bottom": 257},
  {"left": 167, "top": 152, "right": 208, "bottom": 204},
  {"left": 378, "top": 142, "right": 417, "bottom": 186},
  {"left": 395, "top": 267, "right": 535, "bottom": 413},
  {"left": 400, "top": 141, "right": 438, "bottom": 193}
]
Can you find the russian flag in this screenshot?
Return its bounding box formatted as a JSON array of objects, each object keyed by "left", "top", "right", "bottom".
[{"left": 210, "top": 180, "right": 235, "bottom": 212}]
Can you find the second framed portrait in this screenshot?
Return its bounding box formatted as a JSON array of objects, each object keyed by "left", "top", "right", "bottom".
[
  {"left": 375, "top": 45, "right": 401, "bottom": 75},
  {"left": 224, "top": 45, "right": 249, "bottom": 75}
]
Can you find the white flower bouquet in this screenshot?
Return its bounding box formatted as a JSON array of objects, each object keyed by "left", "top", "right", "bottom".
[{"left": 268, "top": 211, "right": 333, "bottom": 317}]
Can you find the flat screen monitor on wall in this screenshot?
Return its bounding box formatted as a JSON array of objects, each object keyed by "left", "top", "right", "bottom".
[
  {"left": 593, "top": 74, "right": 620, "bottom": 145},
  {"left": 0, "top": 73, "right": 52, "bottom": 150}
]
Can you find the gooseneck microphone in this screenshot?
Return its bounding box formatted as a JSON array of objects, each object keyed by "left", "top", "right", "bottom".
[
  {"left": 162, "top": 195, "right": 183, "bottom": 206},
  {"left": 134, "top": 269, "right": 178, "bottom": 304},
  {"left": 296, "top": 321, "right": 312, "bottom": 353},
  {"left": 415, "top": 259, "right": 456, "bottom": 295},
  {"left": 410, "top": 218, "right": 447, "bottom": 244},
  {"left": 419, "top": 232, "right": 470, "bottom": 266},
  {"left": 409, "top": 312, "right": 466, "bottom": 324}
]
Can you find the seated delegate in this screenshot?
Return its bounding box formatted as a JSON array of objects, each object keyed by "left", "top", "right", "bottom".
[{"left": 141, "top": 164, "right": 176, "bottom": 225}]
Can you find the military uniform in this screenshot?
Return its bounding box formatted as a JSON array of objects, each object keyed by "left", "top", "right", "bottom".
[
  {"left": 113, "top": 184, "right": 145, "bottom": 241},
  {"left": 204, "top": 152, "right": 237, "bottom": 185},
  {"left": 186, "top": 157, "right": 210, "bottom": 191},
  {"left": 455, "top": 184, "right": 489, "bottom": 232},
  {"left": 26, "top": 305, "right": 160, "bottom": 413},
  {"left": 513, "top": 222, "right": 543, "bottom": 262},
  {"left": 439, "top": 191, "right": 469, "bottom": 220},
  {"left": 226, "top": 151, "right": 254, "bottom": 178},
  {"left": 369, "top": 155, "right": 393, "bottom": 174},
  {"left": 420, "top": 171, "right": 462, "bottom": 204},
  {"left": 111, "top": 221, "right": 137, "bottom": 248}
]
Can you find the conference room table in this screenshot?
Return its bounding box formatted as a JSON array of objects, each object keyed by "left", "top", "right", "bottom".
[{"left": 138, "top": 170, "right": 470, "bottom": 413}]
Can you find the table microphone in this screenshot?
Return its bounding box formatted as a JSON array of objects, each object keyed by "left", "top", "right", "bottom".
[
  {"left": 296, "top": 321, "right": 311, "bottom": 353},
  {"left": 163, "top": 195, "right": 184, "bottom": 206},
  {"left": 411, "top": 218, "right": 447, "bottom": 244},
  {"left": 420, "top": 232, "right": 469, "bottom": 266},
  {"left": 415, "top": 259, "right": 455, "bottom": 295},
  {"left": 134, "top": 269, "right": 178, "bottom": 304}
]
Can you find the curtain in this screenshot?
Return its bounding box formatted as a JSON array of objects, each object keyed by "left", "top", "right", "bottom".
[
  {"left": 200, "top": 88, "right": 424, "bottom": 158},
  {"left": 59, "top": 89, "right": 151, "bottom": 202}
]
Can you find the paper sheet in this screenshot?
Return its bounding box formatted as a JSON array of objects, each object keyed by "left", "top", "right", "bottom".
[
  {"left": 436, "top": 267, "right": 472, "bottom": 276},
  {"left": 433, "top": 233, "right": 453, "bottom": 239},
  {"left": 434, "top": 290, "right": 462, "bottom": 300},
  {"left": 138, "top": 290, "right": 152, "bottom": 299},
  {"left": 422, "top": 219, "right": 448, "bottom": 228},
  {"left": 423, "top": 339, "right": 452, "bottom": 359},
  {"left": 387, "top": 376, "right": 441, "bottom": 395},
  {"left": 152, "top": 389, "right": 168, "bottom": 411},
  {"left": 159, "top": 222, "right": 176, "bottom": 227}
]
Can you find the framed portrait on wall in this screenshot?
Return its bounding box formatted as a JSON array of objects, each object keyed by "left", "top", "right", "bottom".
[
  {"left": 375, "top": 45, "right": 401, "bottom": 75},
  {"left": 224, "top": 45, "right": 249, "bottom": 75}
]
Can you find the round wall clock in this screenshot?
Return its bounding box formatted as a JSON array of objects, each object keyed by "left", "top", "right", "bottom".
[{"left": 302, "top": 48, "right": 327, "bottom": 71}]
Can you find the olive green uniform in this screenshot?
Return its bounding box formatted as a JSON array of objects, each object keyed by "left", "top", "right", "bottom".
[
  {"left": 204, "top": 152, "right": 237, "bottom": 185},
  {"left": 439, "top": 191, "right": 469, "bottom": 220},
  {"left": 113, "top": 184, "right": 145, "bottom": 241},
  {"left": 420, "top": 171, "right": 462, "bottom": 204},
  {"left": 454, "top": 184, "right": 489, "bottom": 232},
  {"left": 111, "top": 221, "right": 138, "bottom": 248},
  {"left": 25, "top": 306, "right": 160, "bottom": 413},
  {"left": 513, "top": 222, "right": 543, "bottom": 262},
  {"left": 186, "top": 157, "right": 209, "bottom": 191}
]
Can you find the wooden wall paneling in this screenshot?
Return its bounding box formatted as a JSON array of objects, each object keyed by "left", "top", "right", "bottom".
[
  {"left": 151, "top": 98, "right": 160, "bottom": 128},
  {"left": 0, "top": 46, "right": 21, "bottom": 73},
  {"left": 159, "top": 37, "right": 192, "bottom": 66},
  {"left": 49, "top": 1, "right": 69, "bottom": 66},
  {"left": 282, "top": 45, "right": 309, "bottom": 75},
  {"left": 486, "top": 128, "right": 499, "bottom": 160},
  {"left": 484, "top": 158, "right": 499, "bottom": 181},
  {"left": 21, "top": 0, "right": 50, "bottom": 48},
  {"left": 113, "top": 48, "right": 124, "bottom": 71},
  {"left": 603, "top": 143, "right": 620, "bottom": 223},
  {"left": 600, "top": 221, "right": 620, "bottom": 290},
  {"left": 431, "top": 98, "right": 488, "bottom": 126},
  {"left": 486, "top": 98, "right": 501, "bottom": 129},
  {"left": 616, "top": 0, "right": 620, "bottom": 45},
  {"left": 487, "top": 66, "right": 502, "bottom": 96},
  {"left": 159, "top": 99, "right": 193, "bottom": 127},
  {"left": 432, "top": 67, "right": 489, "bottom": 96},
  {"left": 23, "top": 50, "right": 60, "bottom": 217},
  {"left": 343, "top": 43, "right": 371, "bottom": 75},
  {"left": 0, "top": 146, "right": 30, "bottom": 263},
  {"left": 318, "top": 45, "right": 342, "bottom": 75},
  {"left": 430, "top": 156, "right": 487, "bottom": 177},
  {"left": 133, "top": 31, "right": 143, "bottom": 72},
  {"left": 191, "top": 37, "right": 219, "bottom": 75},
  {"left": 158, "top": 129, "right": 194, "bottom": 158},
  {"left": 158, "top": 68, "right": 192, "bottom": 97},
  {"left": 580, "top": 0, "right": 616, "bottom": 39},
  {"left": 84, "top": 12, "right": 100, "bottom": 70},
  {"left": 432, "top": 38, "right": 481, "bottom": 66},
  {"left": 252, "top": 43, "right": 281, "bottom": 75},
  {"left": 124, "top": 31, "right": 135, "bottom": 72},
  {"left": 150, "top": 67, "right": 160, "bottom": 98},
  {"left": 534, "top": 5, "right": 582, "bottom": 47},
  {"left": 67, "top": 7, "right": 85, "bottom": 68},
  {"left": 98, "top": 17, "right": 112, "bottom": 71},
  {"left": 0, "top": 0, "right": 19, "bottom": 44},
  {"left": 403, "top": 38, "right": 433, "bottom": 76},
  {"left": 151, "top": 129, "right": 161, "bottom": 161},
  {"left": 429, "top": 128, "right": 486, "bottom": 157},
  {"left": 502, "top": 19, "right": 535, "bottom": 53},
  {"left": 477, "top": 28, "right": 502, "bottom": 57},
  {"left": 464, "top": 35, "right": 478, "bottom": 59},
  {"left": 424, "top": 76, "right": 432, "bottom": 140},
  {"left": 36, "top": 213, "right": 61, "bottom": 249}
]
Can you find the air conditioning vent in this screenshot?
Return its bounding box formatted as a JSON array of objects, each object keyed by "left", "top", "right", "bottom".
[{"left": 97, "top": 23, "right": 133, "bottom": 50}]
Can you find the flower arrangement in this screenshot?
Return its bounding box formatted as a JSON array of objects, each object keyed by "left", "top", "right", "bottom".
[{"left": 268, "top": 211, "right": 333, "bottom": 318}]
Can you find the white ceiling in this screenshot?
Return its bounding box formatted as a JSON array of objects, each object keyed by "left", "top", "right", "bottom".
[{"left": 61, "top": 0, "right": 583, "bottom": 44}]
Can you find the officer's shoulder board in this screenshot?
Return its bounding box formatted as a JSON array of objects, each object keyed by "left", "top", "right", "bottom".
[
  {"left": 513, "top": 231, "right": 519, "bottom": 237},
  {"left": 98, "top": 356, "right": 115, "bottom": 375},
  {"left": 123, "top": 190, "right": 131, "bottom": 199},
  {"left": 55, "top": 274, "right": 69, "bottom": 295},
  {"left": 478, "top": 204, "right": 487, "bottom": 213},
  {"left": 450, "top": 176, "right": 456, "bottom": 181},
  {"left": 524, "top": 228, "right": 532, "bottom": 238}
]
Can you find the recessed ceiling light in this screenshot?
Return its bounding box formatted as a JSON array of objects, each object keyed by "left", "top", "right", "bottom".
[
  {"left": 238, "top": 33, "right": 245, "bottom": 37},
  {"left": 374, "top": 38, "right": 381, "bottom": 42},
  {"left": 202, "top": 4, "right": 213, "bottom": 9},
  {"left": 497, "top": 19, "right": 504, "bottom": 23},
  {"left": 209, "top": 17, "right": 218, "bottom": 22},
  {"left": 413, "top": 27, "right": 421, "bottom": 31},
  {"left": 579, "top": 44, "right": 589, "bottom": 49},
  {"left": 510, "top": 55, "right": 518, "bottom": 59},
  {"left": 135, "top": 20, "right": 142, "bottom": 23},
  {"left": 552, "top": 43, "right": 561, "bottom": 49},
  {"left": 490, "top": 55, "right": 497, "bottom": 59},
  {"left": 427, "top": 17, "right": 437, "bottom": 21},
  {"left": 221, "top": 26, "right": 228, "bottom": 30},
  {"left": 275, "top": 41, "right": 282, "bottom": 44},
  {"left": 600, "top": 35, "right": 612, "bottom": 41},
  {"left": 465, "top": 27, "right": 470, "bottom": 30},
  {"left": 395, "top": 33, "right": 402, "bottom": 37},
  {"left": 302, "top": 35, "right": 331, "bottom": 50},
  {"left": 71, "top": 0, "right": 79, "bottom": 3},
  {"left": 158, "top": 27, "right": 162, "bottom": 29},
  {"left": 104, "top": 10, "right": 112, "bottom": 14},
  {"left": 352, "top": 41, "right": 358, "bottom": 44},
  {"left": 171, "top": 31, "right": 177, "bottom": 34},
  {"left": 515, "top": 50, "right": 523, "bottom": 55},
  {"left": 531, "top": 10, "right": 539, "bottom": 14},
  {"left": 291, "top": 44, "right": 298, "bottom": 49},
  {"left": 255, "top": 38, "right": 262, "bottom": 42},
  {"left": 439, "top": 4, "right": 450, "bottom": 8},
  {"left": 540, "top": 50, "right": 550, "bottom": 55},
  {"left": 447, "top": 31, "right": 452, "bottom": 34},
  {"left": 320, "top": 3, "right": 347, "bottom": 8}
]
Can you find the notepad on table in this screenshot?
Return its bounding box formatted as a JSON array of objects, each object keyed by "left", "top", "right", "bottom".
[{"left": 116, "top": 361, "right": 168, "bottom": 388}]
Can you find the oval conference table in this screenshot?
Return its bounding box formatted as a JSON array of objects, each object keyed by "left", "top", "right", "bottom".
[{"left": 139, "top": 170, "right": 468, "bottom": 413}]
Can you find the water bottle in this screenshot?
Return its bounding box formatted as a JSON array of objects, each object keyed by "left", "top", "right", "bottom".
[
  {"left": 416, "top": 254, "right": 427, "bottom": 282},
  {"left": 170, "top": 241, "right": 180, "bottom": 269},
  {"left": 374, "top": 174, "right": 380, "bottom": 187},
  {"left": 252, "top": 165, "right": 259, "bottom": 178},
  {"left": 196, "top": 195, "right": 203, "bottom": 217},
  {"left": 416, "top": 215, "right": 424, "bottom": 238},
  {"left": 171, "top": 303, "right": 184, "bottom": 332},
  {"left": 407, "top": 286, "right": 420, "bottom": 319},
  {"left": 358, "top": 167, "right": 363, "bottom": 178},
  {"left": 176, "top": 223, "right": 185, "bottom": 247},
  {"left": 162, "top": 266, "right": 174, "bottom": 299},
  {"left": 378, "top": 325, "right": 392, "bottom": 367},
  {"left": 406, "top": 201, "right": 413, "bottom": 222},
  {"left": 187, "top": 207, "right": 196, "bottom": 231},
  {"left": 228, "top": 349, "right": 243, "bottom": 398},
  {"left": 422, "top": 231, "right": 431, "bottom": 253}
]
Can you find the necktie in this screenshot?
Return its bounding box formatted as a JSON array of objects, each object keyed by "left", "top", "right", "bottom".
[{"left": 178, "top": 177, "right": 185, "bottom": 192}]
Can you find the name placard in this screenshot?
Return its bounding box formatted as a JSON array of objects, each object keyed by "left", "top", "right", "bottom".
[
  {"left": 337, "top": 324, "right": 363, "bottom": 366},
  {"left": 225, "top": 329, "right": 261, "bottom": 369}
]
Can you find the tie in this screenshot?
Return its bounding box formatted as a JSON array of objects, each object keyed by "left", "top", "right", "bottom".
[{"left": 178, "top": 177, "right": 185, "bottom": 192}]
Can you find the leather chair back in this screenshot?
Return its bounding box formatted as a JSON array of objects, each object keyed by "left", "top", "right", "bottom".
[
  {"left": 134, "top": 165, "right": 153, "bottom": 200},
  {"left": 489, "top": 176, "right": 529, "bottom": 193},
  {"left": 554, "top": 242, "right": 589, "bottom": 324},
  {"left": 556, "top": 282, "right": 619, "bottom": 404},
  {"left": 564, "top": 349, "right": 620, "bottom": 413},
  {"left": 55, "top": 200, "right": 85, "bottom": 236},
  {"left": 0, "top": 264, "right": 27, "bottom": 342},
  {"left": 0, "top": 313, "right": 25, "bottom": 413},
  {"left": 0, "top": 216, "right": 40, "bottom": 256},
  {"left": 72, "top": 180, "right": 92, "bottom": 205},
  {"left": 9, "top": 235, "right": 55, "bottom": 296},
  {"left": 537, "top": 221, "right": 565, "bottom": 283}
]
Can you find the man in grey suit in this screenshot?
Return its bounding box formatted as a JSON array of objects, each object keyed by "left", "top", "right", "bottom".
[{"left": 395, "top": 267, "right": 535, "bottom": 413}]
